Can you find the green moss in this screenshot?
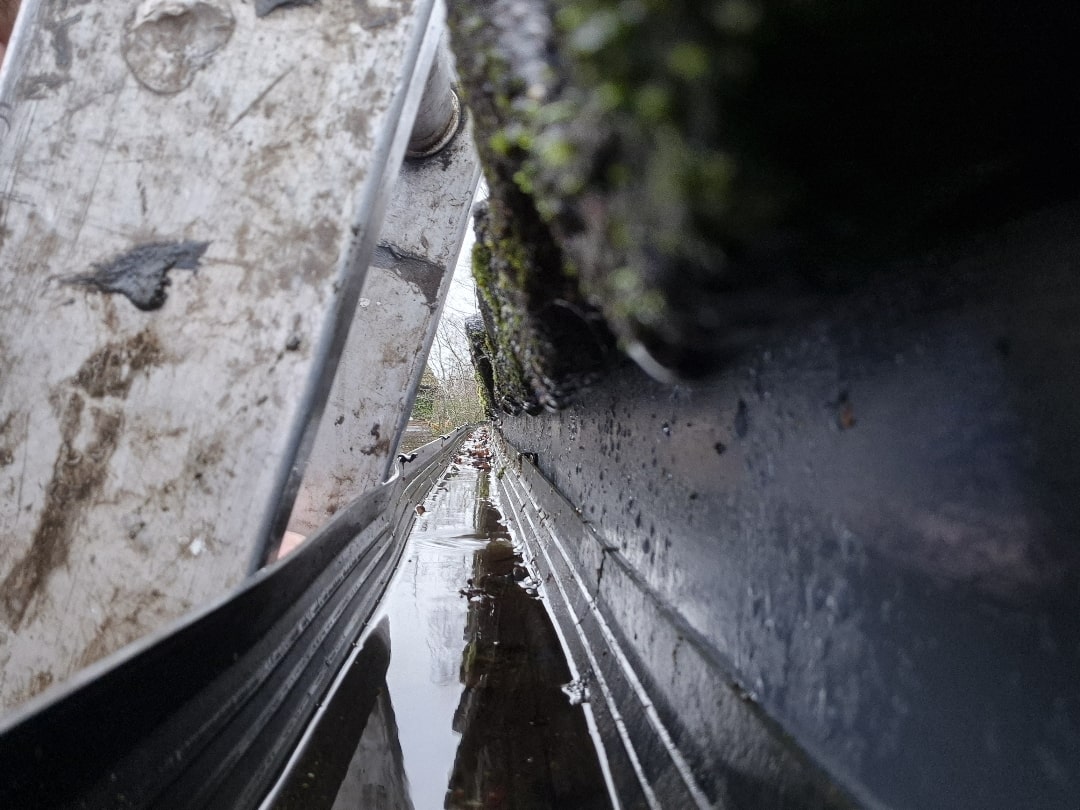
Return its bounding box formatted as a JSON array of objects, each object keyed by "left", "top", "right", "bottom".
[
  {"left": 667, "top": 43, "right": 709, "bottom": 81},
  {"left": 448, "top": 0, "right": 617, "bottom": 412},
  {"left": 456, "top": 0, "right": 1080, "bottom": 383}
]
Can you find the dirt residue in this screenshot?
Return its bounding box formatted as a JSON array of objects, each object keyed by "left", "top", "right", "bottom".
[
  {"left": 65, "top": 241, "right": 210, "bottom": 310},
  {"left": 78, "top": 613, "right": 118, "bottom": 670},
  {"left": 189, "top": 437, "right": 226, "bottom": 492},
  {"left": 324, "top": 472, "right": 358, "bottom": 518},
  {"left": 0, "top": 387, "right": 125, "bottom": 629},
  {"left": 77, "top": 586, "right": 166, "bottom": 670},
  {"left": 354, "top": 0, "right": 403, "bottom": 30},
  {"left": 193, "top": 437, "right": 225, "bottom": 468},
  {"left": 0, "top": 412, "right": 16, "bottom": 467},
  {"left": 373, "top": 242, "right": 444, "bottom": 305},
  {"left": 15, "top": 669, "right": 56, "bottom": 706},
  {"left": 73, "top": 330, "right": 163, "bottom": 399},
  {"left": 359, "top": 422, "right": 390, "bottom": 457}
]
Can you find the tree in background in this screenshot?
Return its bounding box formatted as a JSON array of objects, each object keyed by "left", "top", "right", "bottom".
[
  {"left": 411, "top": 311, "right": 485, "bottom": 432},
  {"left": 412, "top": 366, "right": 439, "bottom": 424}
]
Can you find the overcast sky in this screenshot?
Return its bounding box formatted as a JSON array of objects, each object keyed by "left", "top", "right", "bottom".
[
  {"left": 443, "top": 224, "right": 478, "bottom": 324},
  {"left": 428, "top": 184, "right": 483, "bottom": 380}
]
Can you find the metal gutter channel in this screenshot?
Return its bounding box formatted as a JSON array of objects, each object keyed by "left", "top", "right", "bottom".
[
  {"left": 0, "top": 428, "right": 469, "bottom": 810},
  {"left": 490, "top": 432, "right": 853, "bottom": 810}
]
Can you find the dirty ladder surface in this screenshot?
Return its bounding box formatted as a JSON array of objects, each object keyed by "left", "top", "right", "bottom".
[{"left": 269, "top": 428, "right": 612, "bottom": 809}]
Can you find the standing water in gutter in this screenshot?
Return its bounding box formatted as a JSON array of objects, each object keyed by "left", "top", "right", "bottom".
[{"left": 269, "top": 428, "right": 611, "bottom": 809}]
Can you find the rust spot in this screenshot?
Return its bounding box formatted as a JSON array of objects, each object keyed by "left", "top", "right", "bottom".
[
  {"left": 73, "top": 330, "right": 163, "bottom": 399},
  {"left": 839, "top": 402, "right": 856, "bottom": 430},
  {"left": 79, "top": 613, "right": 117, "bottom": 669},
  {"left": 836, "top": 390, "right": 857, "bottom": 430},
  {"left": 0, "top": 396, "right": 123, "bottom": 630},
  {"left": 22, "top": 670, "right": 55, "bottom": 703}
]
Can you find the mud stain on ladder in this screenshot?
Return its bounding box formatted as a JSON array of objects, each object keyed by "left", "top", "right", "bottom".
[{"left": 0, "top": 331, "right": 164, "bottom": 631}]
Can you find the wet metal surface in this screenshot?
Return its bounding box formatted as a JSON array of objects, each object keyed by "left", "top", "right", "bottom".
[
  {"left": 270, "top": 429, "right": 611, "bottom": 809},
  {"left": 491, "top": 437, "right": 849, "bottom": 810},
  {"left": 495, "top": 204, "right": 1080, "bottom": 809},
  {"left": 285, "top": 116, "right": 481, "bottom": 541}
]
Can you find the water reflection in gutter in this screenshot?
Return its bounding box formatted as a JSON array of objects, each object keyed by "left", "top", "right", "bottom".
[
  {"left": 268, "top": 430, "right": 609, "bottom": 809},
  {"left": 446, "top": 504, "right": 610, "bottom": 809},
  {"left": 269, "top": 619, "right": 414, "bottom": 810}
]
